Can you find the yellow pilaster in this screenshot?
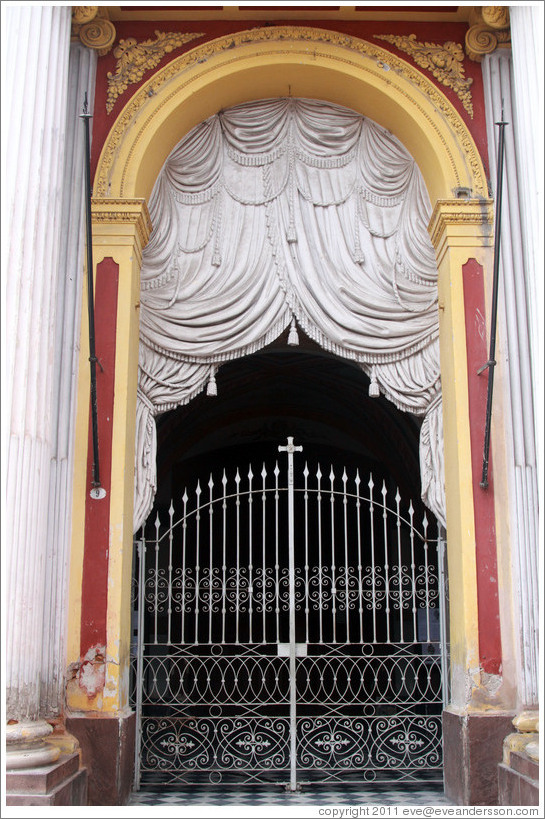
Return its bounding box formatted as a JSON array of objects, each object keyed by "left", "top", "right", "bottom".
[
  {"left": 428, "top": 198, "right": 494, "bottom": 708},
  {"left": 94, "top": 199, "right": 151, "bottom": 712},
  {"left": 66, "top": 199, "right": 151, "bottom": 713}
]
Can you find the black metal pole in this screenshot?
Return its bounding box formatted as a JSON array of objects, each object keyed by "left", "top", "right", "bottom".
[
  {"left": 81, "top": 93, "right": 101, "bottom": 488},
  {"left": 479, "top": 113, "right": 508, "bottom": 489}
]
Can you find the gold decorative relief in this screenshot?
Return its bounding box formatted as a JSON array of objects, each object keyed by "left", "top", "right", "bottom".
[
  {"left": 465, "top": 7, "right": 510, "bottom": 62},
  {"left": 72, "top": 7, "right": 116, "bottom": 56},
  {"left": 72, "top": 7, "right": 98, "bottom": 25},
  {"left": 375, "top": 34, "right": 473, "bottom": 117},
  {"left": 106, "top": 31, "right": 205, "bottom": 114},
  {"left": 94, "top": 27, "right": 487, "bottom": 199},
  {"left": 481, "top": 7, "right": 510, "bottom": 29}
]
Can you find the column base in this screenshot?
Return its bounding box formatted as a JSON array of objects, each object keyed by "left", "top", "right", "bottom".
[
  {"left": 6, "top": 752, "right": 88, "bottom": 806},
  {"left": 6, "top": 718, "right": 60, "bottom": 770},
  {"left": 66, "top": 711, "right": 135, "bottom": 805},
  {"left": 443, "top": 709, "right": 515, "bottom": 805}
]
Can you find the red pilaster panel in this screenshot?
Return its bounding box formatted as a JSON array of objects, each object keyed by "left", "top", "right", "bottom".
[
  {"left": 80, "top": 258, "right": 119, "bottom": 656},
  {"left": 462, "top": 258, "right": 502, "bottom": 674}
]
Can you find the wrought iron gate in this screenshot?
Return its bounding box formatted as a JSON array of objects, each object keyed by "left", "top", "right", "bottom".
[{"left": 131, "top": 438, "right": 448, "bottom": 789}]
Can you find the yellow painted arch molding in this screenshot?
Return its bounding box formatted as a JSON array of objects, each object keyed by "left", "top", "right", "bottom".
[{"left": 94, "top": 26, "right": 487, "bottom": 206}]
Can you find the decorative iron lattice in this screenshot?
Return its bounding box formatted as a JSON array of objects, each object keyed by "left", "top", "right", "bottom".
[{"left": 131, "top": 441, "right": 447, "bottom": 788}]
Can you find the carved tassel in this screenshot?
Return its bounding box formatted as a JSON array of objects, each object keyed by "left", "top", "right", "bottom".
[
  {"left": 207, "top": 367, "right": 218, "bottom": 397},
  {"left": 288, "top": 317, "right": 299, "bottom": 346},
  {"left": 369, "top": 367, "right": 380, "bottom": 397}
]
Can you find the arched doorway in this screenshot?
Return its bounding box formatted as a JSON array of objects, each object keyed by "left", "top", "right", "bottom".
[
  {"left": 131, "top": 337, "right": 447, "bottom": 788},
  {"left": 68, "top": 26, "right": 497, "bottom": 803}
]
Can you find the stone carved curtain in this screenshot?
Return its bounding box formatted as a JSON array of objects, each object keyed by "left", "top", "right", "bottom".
[{"left": 135, "top": 98, "right": 445, "bottom": 532}]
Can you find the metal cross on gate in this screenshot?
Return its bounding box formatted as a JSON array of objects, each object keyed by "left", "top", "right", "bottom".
[{"left": 278, "top": 437, "right": 303, "bottom": 791}]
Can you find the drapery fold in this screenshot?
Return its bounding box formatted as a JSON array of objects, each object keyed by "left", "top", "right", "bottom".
[{"left": 135, "top": 98, "right": 446, "bottom": 532}]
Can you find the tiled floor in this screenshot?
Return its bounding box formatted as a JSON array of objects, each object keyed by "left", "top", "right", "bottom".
[{"left": 128, "top": 782, "right": 454, "bottom": 806}]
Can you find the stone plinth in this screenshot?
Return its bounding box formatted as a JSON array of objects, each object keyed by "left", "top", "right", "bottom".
[
  {"left": 6, "top": 752, "right": 88, "bottom": 806},
  {"left": 498, "top": 750, "right": 539, "bottom": 806}
]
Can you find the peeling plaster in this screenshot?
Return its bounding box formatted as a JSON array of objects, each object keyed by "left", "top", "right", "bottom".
[{"left": 66, "top": 644, "right": 106, "bottom": 700}]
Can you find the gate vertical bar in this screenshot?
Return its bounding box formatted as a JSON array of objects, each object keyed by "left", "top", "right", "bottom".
[
  {"left": 181, "top": 490, "right": 188, "bottom": 644},
  {"left": 303, "top": 463, "right": 310, "bottom": 643},
  {"left": 194, "top": 481, "right": 202, "bottom": 644},
  {"left": 153, "top": 513, "right": 160, "bottom": 644},
  {"left": 329, "top": 466, "right": 337, "bottom": 644},
  {"left": 355, "top": 471, "right": 364, "bottom": 644},
  {"left": 422, "top": 513, "right": 431, "bottom": 642},
  {"left": 274, "top": 461, "right": 280, "bottom": 643},
  {"left": 221, "top": 471, "right": 227, "bottom": 645},
  {"left": 261, "top": 464, "right": 267, "bottom": 643},
  {"left": 342, "top": 469, "right": 350, "bottom": 642},
  {"left": 437, "top": 525, "right": 449, "bottom": 710},
  {"left": 235, "top": 469, "right": 241, "bottom": 645},
  {"left": 317, "top": 464, "right": 323, "bottom": 644},
  {"left": 368, "top": 475, "right": 377, "bottom": 643},
  {"left": 134, "top": 531, "right": 146, "bottom": 789},
  {"left": 208, "top": 474, "right": 214, "bottom": 645},
  {"left": 381, "top": 482, "right": 391, "bottom": 644},
  {"left": 395, "top": 489, "right": 404, "bottom": 643},
  {"left": 248, "top": 466, "right": 254, "bottom": 644},
  {"left": 409, "top": 501, "right": 417, "bottom": 642},
  {"left": 167, "top": 502, "right": 174, "bottom": 645},
  {"left": 278, "top": 437, "right": 302, "bottom": 792}
]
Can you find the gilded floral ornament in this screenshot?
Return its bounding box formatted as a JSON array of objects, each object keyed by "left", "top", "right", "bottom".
[
  {"left": 375, "top": 34, "right": 474, "bottom": 118},
  {"left": 106, "top": 30, "right": 205, "bottom": 114},
  {"left": 465, "top": 6, "right": 510, "bottom": 62}
]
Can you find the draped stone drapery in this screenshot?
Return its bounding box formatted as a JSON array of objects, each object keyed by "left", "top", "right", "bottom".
[{"left": 135, "top": 98, "right": 445, "bottom": 532}]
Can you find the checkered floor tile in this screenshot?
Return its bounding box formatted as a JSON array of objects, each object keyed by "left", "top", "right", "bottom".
[{"left": 128, "top": 783, "right": 454, "bottom": 806}]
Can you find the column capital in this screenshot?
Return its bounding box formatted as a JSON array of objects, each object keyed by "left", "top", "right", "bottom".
[
  {"left": 91, "top": 198, "right": 152, "bottom": 262},
  {"left": 71, "top": 7, "right": 116, "bottom": 56},
  {"left": 465, "top": 7, "right": 511, "bottom": 62},
  {"left": 428, "top": 198, "right": 494, "bottom": 266}
]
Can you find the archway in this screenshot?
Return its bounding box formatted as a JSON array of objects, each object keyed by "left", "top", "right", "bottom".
[{"left": 69, "top": 28, "right": 495, "bottom": 764}]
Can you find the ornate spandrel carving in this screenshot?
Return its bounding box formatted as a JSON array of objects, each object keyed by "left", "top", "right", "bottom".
[
  {"left": 94, "top": 27, "right": 488, "bottom": 200},
  {"left": 374, "top": 34, "right": 474, "bottom": 117},
  {"left": 465, "top": 6, "right": 510, "bottom": 62},
  {"left": 71, "top": 7, "right": 116, "bottom": 56},
  {"left": 106, "top": 31, "right": 205, "bottom": 114}
]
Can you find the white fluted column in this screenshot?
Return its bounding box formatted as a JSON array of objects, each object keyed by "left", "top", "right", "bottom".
[
  {"left": 41, "top": 41, "right": 98, "bottom": 717},
  {"left": 4, "top": 5, "right": 71, "bottom": 765},
  {"left": 509, "top": 6, "right": 543, "bottom": 406},
  {"left": 482, "top": 49, "right": 539, "bottom": 706}
]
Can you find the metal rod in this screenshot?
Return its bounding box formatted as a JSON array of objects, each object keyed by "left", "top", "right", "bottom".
[
  {"left": 261, "top": 464, "right": 267, "bottom": 643},
  {"left": 382, "top": 481, "right": 391, "bottom": 644},
  {"left": 278, "top": 437, "right": 302, "bottom": 792},
  {"left": 248, "top": 465, "right": 254, "bottom": 644},
  {"left": 317, "top": 464, "right": 323, "bottom": 644},
  {"left": 342, "top": 469, "right": 350, "bottom": 643},
  {"left": 181, "top": 490, "right": 188, "bottom": 644},
  {"left": 134, "top": 531, "right": 146, "bottom": 790},
  {"left": 80, "top": 93, "right": 100, "bottom": 487},
  {"left": 480, "top": 113, "right": 508, "bottom": 488},
  {"left": 329, "top": 465, "right": 337, "bottom": 644},
  {"left": 355, "top": 471, "right": 363, "bottom": 644},
  {"left": 208, "top": 474, "right": 214, "bottom": 645}
]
